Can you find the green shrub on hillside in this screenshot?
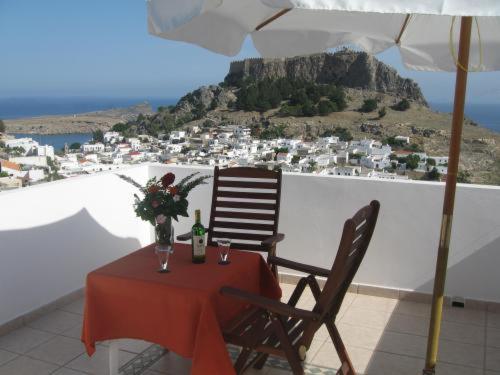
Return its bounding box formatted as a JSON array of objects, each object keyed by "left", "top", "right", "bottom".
[
  {"left": 392, "top": 98, "right": 410, "bottom": 111},
  {"left": 360, "top": 99, "right": 378, "bottom": 112},
  {"left": 234, "top": 77, "right": 347, "bottom": 117}
]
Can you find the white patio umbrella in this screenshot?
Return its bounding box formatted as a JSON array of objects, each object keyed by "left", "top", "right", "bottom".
[{"left": 147, "top": 1, "right": 500, "bottom": 373}]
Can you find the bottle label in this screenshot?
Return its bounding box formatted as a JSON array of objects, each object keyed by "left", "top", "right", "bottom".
[{"left": 193, "top": 235, "right": 205, "bottom": 257}]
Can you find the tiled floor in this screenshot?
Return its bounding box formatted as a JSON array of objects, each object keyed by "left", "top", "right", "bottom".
[{"left": 0, "top": 283, "right": 499, "bottom": 375}]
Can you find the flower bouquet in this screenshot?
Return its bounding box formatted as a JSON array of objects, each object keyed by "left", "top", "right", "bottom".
[{"left": 120, "top": 171, "right": 210, "bottom": 254}]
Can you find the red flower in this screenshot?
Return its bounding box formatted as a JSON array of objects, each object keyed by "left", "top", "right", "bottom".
[
  {"left": 168, "top": 186, "right": 179, "bottom": 196},
  {"left": 148, "top": 185, "right": 160, "bottom": 194},
  {"left": 161, "top": 172, "right": 175, "bottom": 189},
  {"left": 151, "top": 200, "right": 160, "bottom": 208}
]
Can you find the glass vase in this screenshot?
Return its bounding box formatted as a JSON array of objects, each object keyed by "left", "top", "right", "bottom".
[{"left": 155, "top": 217, "right": 175, "bottom": 273}]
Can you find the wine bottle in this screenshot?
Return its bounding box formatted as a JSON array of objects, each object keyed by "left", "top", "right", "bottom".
[{"left": 191, "top": 209, "right": 206, "bottom": 263}]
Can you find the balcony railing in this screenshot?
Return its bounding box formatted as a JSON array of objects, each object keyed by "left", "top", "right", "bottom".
[{"left": 1, "top": 163, "right": 500, "bottom": 327}]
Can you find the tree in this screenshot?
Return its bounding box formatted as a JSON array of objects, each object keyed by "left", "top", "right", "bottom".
[
  {"left": 92, "top": 129, "right": 104, "bottom": 143},
  {"left": 426, "top": 158, "right": 436, "bottom": 166},
  {"left": 392, "top": 98, "right": 410, "bottom": 111},
  {"left": 291, "top": 155, "right": 301, "bottom": 164},
  {"left": 378, "top": 106, "right": 387, "bottom": 118},
  {"left": 69, "top": 142, "right": 81, "bottom": 150},
  {"left": 0, "top": 119, "right": 5, "bottom": 133},
  {"left": 360, "top": 99, "right": 378, "bottom": 112},
  {"left": 301, "top": 100, "right": 317, "bottom": 117},
  {"left": 405, "top": 154, "right": 420, "bottom": 170},
  {"left": 422, "top": 167, "right": 441, "bottom": 181},
  {"left": 0, "top": 171, "right": 9, "bottom": 177},
  {"left": 318, "top": 100, "right": 337, "bottom": 116},
  {"left": 326, "top": 127, "right": 353, "bottom": 142},
  {"left": 457, "top": 170, "right": 472, "bottom": 183}
]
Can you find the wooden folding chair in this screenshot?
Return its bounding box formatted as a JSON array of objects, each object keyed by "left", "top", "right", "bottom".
[
  {"left": 178, "top": 166, "right": 284, "bottom": 276},
  {"left": 220, "top": 200, "right": 380, "bottom": 375}
]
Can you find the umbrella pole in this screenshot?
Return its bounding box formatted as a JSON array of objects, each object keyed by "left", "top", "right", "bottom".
[{"left": 423, "top": 16, "right": 473, "bottom": 375}]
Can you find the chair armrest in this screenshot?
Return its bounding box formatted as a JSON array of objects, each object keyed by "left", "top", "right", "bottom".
[
  {"left": 220, "top": 286, "right": 319, "bottom": 321},
  {"left": 268, "top": 256, "right": 330, "bottom": 278},
  {"left": 261, "top": 233, "right": 285, "bottom": 248},
  {"left": 176, "top": 232, "right": 192, "bottom": 241}
]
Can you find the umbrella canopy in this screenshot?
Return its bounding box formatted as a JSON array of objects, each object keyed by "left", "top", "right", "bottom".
[
  {"left": 148, "top": 0, "right": 500, "bottom": 71},
  {"left": 147, "top": 2, "right": 500, "bottom": 374}
]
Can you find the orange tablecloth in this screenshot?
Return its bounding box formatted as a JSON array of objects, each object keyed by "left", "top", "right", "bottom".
[{"left": 82, "top": 243, "right": 281, "bottom": 375}]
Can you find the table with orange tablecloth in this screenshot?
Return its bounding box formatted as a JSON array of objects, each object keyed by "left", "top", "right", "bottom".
[{"left": 81, "top": 243, "right": 281, "bottom": 375}]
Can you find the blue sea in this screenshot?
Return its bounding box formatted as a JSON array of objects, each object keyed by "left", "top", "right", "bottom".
[
  {"left": 1, "top": 97, "right": 177, "bottom": 150},
  {"left": 0, "top": 97, "right": 177, "bottom": 120},
  {"left": 429, "top": 102, "right": 500, "bottom": 133}
]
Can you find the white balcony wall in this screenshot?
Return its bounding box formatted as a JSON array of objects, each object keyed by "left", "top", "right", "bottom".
[
  {"left": 152, "top": 165, "right": 500, "bottom": 303},
  {"left": 0, "top": 166, "right": 151, "bottom": 326},
  {"left": 1, "top": 163, "right": 500, "bottom": 327}
]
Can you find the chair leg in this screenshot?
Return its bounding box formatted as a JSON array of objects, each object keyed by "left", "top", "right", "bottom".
[
  {"left": 252, "top": 352, "right": 269, "bottom": 369},
  {"left": 272, "top": 315, "right": 304, "bottom": 375},
  {"left": 234, "top": 348, "right": 252, "bottom": 374},
  {"left": 326, "top": 320, "right": 356, "bottom": 375}
]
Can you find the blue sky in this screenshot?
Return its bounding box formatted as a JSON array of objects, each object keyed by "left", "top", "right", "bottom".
[{"left": 1, "top": 0, "right": 500, "bottom": 103}]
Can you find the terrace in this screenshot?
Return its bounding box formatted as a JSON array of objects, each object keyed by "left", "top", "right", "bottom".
[{"left": 0, "top": 164, "right": 499, "bottom": 374}]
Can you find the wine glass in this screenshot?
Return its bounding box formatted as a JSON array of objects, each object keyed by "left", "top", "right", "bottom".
[
  {"left": 155, "top": 245, "right": 171, "bottom": 273},
  {"left": 217, "top": 238, "right": 232, "bottom": 265}
]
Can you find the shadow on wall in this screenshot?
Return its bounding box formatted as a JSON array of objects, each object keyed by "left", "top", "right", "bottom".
[
  {"left": 0, "top": 208, "right": 141, "bottom": 324},
  {"left": 353, "top": 236, "right": 500, "bottom": 374}
]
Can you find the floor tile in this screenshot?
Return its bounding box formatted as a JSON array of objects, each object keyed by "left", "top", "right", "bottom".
[
  {"left": 0, "top": 355, "right": 58, "bottom": 375},
  {"left": 59, "top": 299, "right": 85, "bottom": 316},
  {"left": 439, "top": 339, "right": 485, "bottom": 369},
  {"left": 0, "top": 327, "right": 54, "bottom": 354},
  {"left": 489, "top": 312, "right": 500, "bottom": 329},
  {"left": 27, "top": 310, "right": 81, "bottom": 334},
  {"left": 26, "top": 335, "right": 85, "bottom": 366},
  {"left": 362, "top": 351, "right": 423, "bottom": 375},
  {"left": 101, "top": 338, "right": 152, "bottom": 354},
  {"left": 0, "top": 349, "right": 18, "bottom": 367},
  {"left": 488, "top": 327, "right": 500, "bottom": 348},
  {"left": 440, "top": 320, "right": 485, "bottom": 346},
  {"left": 51, "top": 368, "right": 89, "bottom": 375},
  {"left": 65, "top": 345, "right": 135, "bottom": 375},
  {"left": 60, "top": 323, "right": 82, "bottom": 340},
  {"left": 149, "top": 351, "right": 192, "bottom": 374},
  {"left": 350, "top": 294, "right": 398, "bottom": 314},
  {"left": 442, "top": 306, "right": 486, "bottom": 326},
  {"left": 434, "top": 362, "right": 484, "bottom": 375},
  {"left": 486, "top": 346, "right": 500, "bottom": 371}
]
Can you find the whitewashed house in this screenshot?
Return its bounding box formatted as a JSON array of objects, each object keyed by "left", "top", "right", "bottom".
[
  {"left": 82, "top": 143, "right": 105, "bottom": 153},
  {"left": 331, "top": 166, "right": 361, "bottom": 176}
]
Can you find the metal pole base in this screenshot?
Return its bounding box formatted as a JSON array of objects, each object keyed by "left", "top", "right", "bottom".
[{"left": 423, "top": 368, "right": 435, "bottom": 375}]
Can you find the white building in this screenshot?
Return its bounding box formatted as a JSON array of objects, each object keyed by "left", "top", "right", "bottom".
[
  {"left": 170, "top": 131, "right": 186, "bottom": 143},
  {"left": 367, "top": 170, "right": 409, "bottom": 180},
  {"left": 331, "top": 166, "right": 361, "bottom": 176},
  {"left": 361, "top": 155, "right": 391, "bottom": 170},
  {"left": 4, "top": 138, "right": 39, "bottom": 154},
  {"left": 395, "top": 136, "right": 410, "bottom": 144},
  {"left": 127, "top": 138, "right": 141, "bottom": 151},
  {"left": 104, "top": 131, "right": 122, "bottom": 144},
  {"left": 9, "top": 156, "right": 48, "bottom": 168},
  {"left": 233, "top": 126, "right": 251, "bottom": 139},
  {"left": 36, "top": 145, "right": 55, "bottom": 159},
  {"left": 82, "top": 143, "right": 105, "bottom": 153}
]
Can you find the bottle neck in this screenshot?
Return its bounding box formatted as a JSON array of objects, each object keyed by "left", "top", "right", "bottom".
[{"left": 195, "top": 210, "right": 201, "bottom": 224}]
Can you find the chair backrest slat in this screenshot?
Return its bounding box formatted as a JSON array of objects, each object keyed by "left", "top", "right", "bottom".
[{"left": 208, "top": 166, "right": 282, "bottom": 252}]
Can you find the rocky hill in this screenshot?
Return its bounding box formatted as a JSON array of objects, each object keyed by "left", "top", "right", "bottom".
[{"left": 225, "top": 50, "right": 426, "bottom": 104}]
